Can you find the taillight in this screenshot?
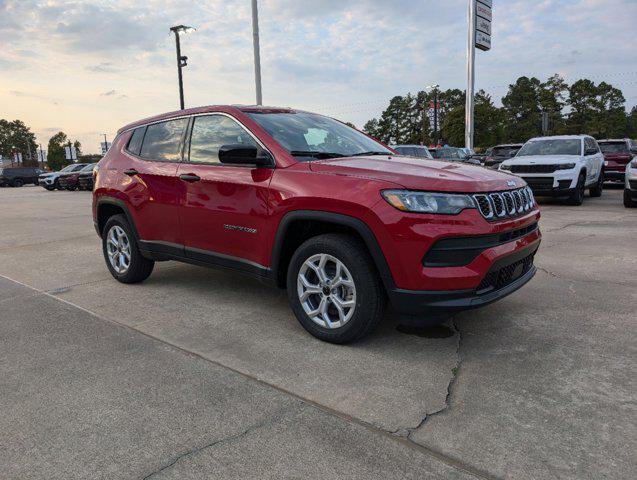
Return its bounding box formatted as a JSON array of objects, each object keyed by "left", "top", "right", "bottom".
[{"left": 93, "top": 164, "right": 99, "bottom": 180}]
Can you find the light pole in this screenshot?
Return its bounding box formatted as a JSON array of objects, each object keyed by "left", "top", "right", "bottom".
[
  {"left": 465, "top": 0, "right": 477, "bottom": 150},
  {"left": 170, "top": 25, "right": 195, "bottom": 110},
  {"left": 251, "top": 0, "right": 263, "bottom": 105}
]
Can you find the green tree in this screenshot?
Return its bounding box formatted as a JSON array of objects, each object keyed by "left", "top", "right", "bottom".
[
  {"left": 626, "top": 106, "right": 637, "bottom": 138},
  {"left": 0, "top": 119, "right": 38, "bottom": 166},
  {"left": 47, "top": 132, "right": 70, "bottom": 171},
  {"left": 441, "top": 90, "right": 503, "bottom": 148},
  {"left": 539, "top": 74, "right": 568, "bottom": 135},
  {"left": 502, "top": 76, "right": 543, "bottom": 142},
  {"left": 567, "top": 79, "right": 626, "bottom": 138}
]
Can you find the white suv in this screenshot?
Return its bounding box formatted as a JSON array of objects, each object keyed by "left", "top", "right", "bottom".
[
  {"left": 625, "top": 156, "right": 637, "bottom": 208},
  {"left": 499, "top": 135, "right": 604, "bottom": 205}
]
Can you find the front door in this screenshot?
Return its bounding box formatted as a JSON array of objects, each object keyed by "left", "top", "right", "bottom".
[{"left": 177, "top": 114, "right": 273, "bottom": 271}]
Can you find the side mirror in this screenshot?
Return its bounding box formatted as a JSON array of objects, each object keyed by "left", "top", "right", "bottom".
[
  {"left": 585, "top": 148, "right": 597, "bottom": 156},
  {"left": 218, "top": 144, "right": 272, "bottom": 167},
  {"left": 630, "top": 147, "right": 637, "bottom": 155}
]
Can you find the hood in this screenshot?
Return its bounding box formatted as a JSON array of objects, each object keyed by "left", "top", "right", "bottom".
[
  {"left": 308, "top": 155, "right": 524, "bottom": 193},
  {"left": 503, "top": 155, "right": 580, "bottom": 165},
  {"left": 602, "top": 152, "right": 632, "bottom": 160}
]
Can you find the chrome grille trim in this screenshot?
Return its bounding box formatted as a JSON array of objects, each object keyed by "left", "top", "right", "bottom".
[
  {"left": 473, "top": 194, "right": 494, "bottom": 219},
  {"left": 473, "top": 187, "right": 535, "bottom": 221},
  {"left": 489, "top": 193, "right": 505, "bottom": 217}
]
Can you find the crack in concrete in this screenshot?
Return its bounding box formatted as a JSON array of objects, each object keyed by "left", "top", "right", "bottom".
[
  {"left": 391, "top": 318, "right": 463, "bottom": 439},
  {"left": 141, "top": 407, "right": 295, "bottom": 479}
]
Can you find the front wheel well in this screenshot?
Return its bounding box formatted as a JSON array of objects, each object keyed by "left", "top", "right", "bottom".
[{"left": 274, "top": 219, "right": 374, "bottom": 289}]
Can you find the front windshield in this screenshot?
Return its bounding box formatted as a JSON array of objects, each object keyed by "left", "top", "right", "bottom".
[
  {"left": 246, "top": 111, "right": 391, "bottom": 160},
  {"left": 60, "top": 165, "right": 76, "bottom": 172},
  {"left": 599, "top": 142, "right": 628, "bottom": 154},
  {"left": 517, "top": 139, "right": 581, "bottom": 156},
  {"left": 81, "top": 164, "right": 95, "bottom": 172}
]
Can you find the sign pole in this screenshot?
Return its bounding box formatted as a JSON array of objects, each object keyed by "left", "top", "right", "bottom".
[{"left": 465, "top": 0, "right": 476, "bottom": 150}]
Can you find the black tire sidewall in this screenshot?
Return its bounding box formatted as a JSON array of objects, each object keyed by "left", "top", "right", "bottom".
[
  {"left": 286, "top": 234, "right": 384, "bottom": 343},
  {"left": 102, "top": 214, "right": 154, "bottom": 283},
  {"left": 568, "top": 174, "right": 585, "bottom": 205}
]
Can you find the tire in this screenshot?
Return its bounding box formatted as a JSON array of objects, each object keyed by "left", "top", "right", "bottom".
[
  {"left": 625, "top": 189, "right": 637, "bottom": 208},
  {"left": 286, "top": 233, "right": 385, "bottom": 343},
  {"left": 12, "top": 178, "right": 24, "bottom": 187},
  {"left": 54, "top": 180, "right": 62, "bottom": 190},
  {"left": 566, "top": 173, "right": 586, "bottom": 205},
  {"left": 66, "top": 186, "right": 76, "bottom": 191},
  {"left": 102, "top": 214, "right": 154, "bottom": 284},
  {"left": 44, "top": 186, "right": 55, "bottom": 191},
  {"left": 589, "top": 170, "right": 604, "bottom": 197}
]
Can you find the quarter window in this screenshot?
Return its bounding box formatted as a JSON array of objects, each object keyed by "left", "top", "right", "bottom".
[
  {"left": 127, "top": 127, "right": 146, "bottom": 156},
  {"left": 140, "top": 118, "right": 188, "bottom": 162},
  {"left": 188, "top": 115, "right": 258, "bottom": 164}
]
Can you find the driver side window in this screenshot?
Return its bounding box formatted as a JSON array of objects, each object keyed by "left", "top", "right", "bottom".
[{"left": 188, "top": 115, "right": 258, "bottom": 164}]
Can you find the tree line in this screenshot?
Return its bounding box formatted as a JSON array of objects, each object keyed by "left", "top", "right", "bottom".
[
  {"left": 0, "top": 119, "right": 83, "bottom": 170},
  {"left": 362, "top": 74, "right": 637, "bottom": 149}
]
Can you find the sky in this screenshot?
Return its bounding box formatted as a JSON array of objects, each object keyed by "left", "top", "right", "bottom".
[{"left": 1, "top": 0, "right": 636, "bottom": 154}]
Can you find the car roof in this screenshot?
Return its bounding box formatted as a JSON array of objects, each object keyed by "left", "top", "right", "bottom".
[
  {"left": 493, "top": 144, "right": 523, "bottom": 148},
  {"left": 527, "top": 135, "right": 589, "bottom": 141},
  {"left": 597, "top": 138, "right": 630, "bottom": 142},
  {"left": 117, "top": 104, "right": 298, "bottom": 134},
  {"left": 393, "top": 144, "right": 429, "bottom": 148}
]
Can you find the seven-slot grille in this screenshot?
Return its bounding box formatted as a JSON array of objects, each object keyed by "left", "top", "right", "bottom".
[
  {"left": 473, "top": 186, "right": 534, "bottom": 220},
  {"left": 510, "top": 164, "right": 559, "bottom": 174}
]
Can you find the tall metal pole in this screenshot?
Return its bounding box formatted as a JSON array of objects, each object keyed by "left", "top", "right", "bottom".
[
  {"left": 465, "top": 0, "right": 476, "bottom": 150},
  {"left": 251, "top": 0, "right": 263, "bottom": 105},
  {"left": 174, "top": 31, "right": 185, "bottom": 110}
]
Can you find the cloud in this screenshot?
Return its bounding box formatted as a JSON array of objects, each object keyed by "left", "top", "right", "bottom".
[{"left": 1, "top": 0, "right": 636, "bottom": 153}]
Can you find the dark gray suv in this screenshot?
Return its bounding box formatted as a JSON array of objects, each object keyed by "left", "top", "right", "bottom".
[{"left": 0, "top": 167, "right": 45, "bottom": 187}]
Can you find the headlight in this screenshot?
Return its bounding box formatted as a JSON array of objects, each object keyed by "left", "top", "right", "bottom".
[
  {"left": 382, "top": 190, "right": 475, "bottom": 214},
  {"left": 499, "top": 164, "right": 511, "bottom": 171},
  {"left": 555, "top": 163, "right": 576, "bottom": 170}
]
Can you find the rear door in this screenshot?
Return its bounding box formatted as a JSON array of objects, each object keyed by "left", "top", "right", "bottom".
[
  {"left": 177, "top": 113, "right": 273, "bottom": 270},
  {"left": 120, "top": 118, "right": 189, "bottom": 247}
]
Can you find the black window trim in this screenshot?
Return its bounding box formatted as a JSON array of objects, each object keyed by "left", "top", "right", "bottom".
[
  {"left": 120, "top": 112, "right": 274, "bottom": 168},
  {"left": 184, "top": 112, "right": 275, "bottom": 168}
]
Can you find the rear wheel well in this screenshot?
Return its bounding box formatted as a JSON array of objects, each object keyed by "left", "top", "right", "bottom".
[
  {"left": 274, "top": 219, "right": 372, "bottom": 288},
  {"left": 97, "top": 203, "right": 125, "bottom": 236}
]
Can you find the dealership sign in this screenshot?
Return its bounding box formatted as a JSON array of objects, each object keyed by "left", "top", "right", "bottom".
[{"left": 475, "top": 0, "right": 492, "bottom": 51}]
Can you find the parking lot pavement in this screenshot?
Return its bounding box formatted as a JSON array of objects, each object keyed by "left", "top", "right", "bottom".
[{"left": 1, "top": 186, "right": 635, "bottom": 479}]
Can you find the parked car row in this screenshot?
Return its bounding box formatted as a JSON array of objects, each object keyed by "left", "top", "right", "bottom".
[
  {"left": 0, "top": 167, "right": 45, "bottom": 187},
  {"left": 38, "top": 163, "right": 97, "bottom": 191}
]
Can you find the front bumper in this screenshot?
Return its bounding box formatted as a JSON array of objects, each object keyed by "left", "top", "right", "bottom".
[
  {"left": 388, "top": 241, "right": 539, "bottom": 318},
  {"left": 39, "top": 177, "right": 54, "bottom": 186},
  {"left": 605, "top": 170, "right": 625, "bottom": 182},
  {"left": 521, "top": 176, "right": 576, "bottom": 197}
]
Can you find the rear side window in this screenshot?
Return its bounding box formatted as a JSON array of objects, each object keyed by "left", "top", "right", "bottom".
[
  {"left": 188, "top": 115, "right": 257, "bottom": 164},
  {"left": 127, "top": 127, "right": 146, "bottom": 155},
  {"left": 140, "top": 118, "right": 188, "bottom": 162}
]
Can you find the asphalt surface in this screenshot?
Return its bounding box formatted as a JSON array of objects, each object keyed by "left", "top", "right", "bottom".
[{"left": 0, "top": 185, "right": 635, "bottom": 479}]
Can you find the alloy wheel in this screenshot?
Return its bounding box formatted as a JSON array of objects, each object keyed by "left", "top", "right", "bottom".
[
  {"left": 106, "top": 225, "right": 131, "bottom": 274},
  {"left": 297, "top": 253, "right": 356, "bottom": 329}
]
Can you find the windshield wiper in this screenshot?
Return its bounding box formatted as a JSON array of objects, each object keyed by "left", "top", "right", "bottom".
[
  {"left": 289, "top": 151, "right": 346, "bottom": 159},
  {"left": 350, "top": 151, "right": 391, "bottom": 157}
]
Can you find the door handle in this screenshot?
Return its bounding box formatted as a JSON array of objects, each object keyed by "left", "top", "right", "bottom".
[
  {"left": 179, "top": 173, "right": 201, "bottom": 183},
  {"left": 123, "top": 169, "right": 139, "bottom": 176}
]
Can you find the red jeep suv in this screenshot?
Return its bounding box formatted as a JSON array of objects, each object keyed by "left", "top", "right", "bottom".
[{"left": 93, "top": 105, "right": 541, "bottom": 343}]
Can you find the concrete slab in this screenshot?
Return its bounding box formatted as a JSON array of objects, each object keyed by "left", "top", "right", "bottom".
[
  {"left": 1, "top": 185, "right": 635, "bottom": 479},
  {"left": 0, "top": 277, "right": 474, "bottom": 480}
]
